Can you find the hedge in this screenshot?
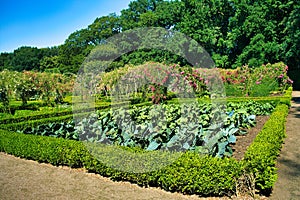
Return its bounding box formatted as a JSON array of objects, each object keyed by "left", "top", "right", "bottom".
[
  {"left": 0, "top": 100, "right": 155, "bottom": 125},
  {"left": 0, "top": 129, "right": 242, "bottom": 196},
  {"left": 166, "top": 87, "right": 292, "bottom": 107},
  {"left": 0, "top": 130, "right": 88, "bottom": 167},
  {"left": 0, "top": 115, "right": 75, "bottom": 131},
  {"left": 0, "top": 90, "right": 291, "bottom": 197},
  {"left": 242, "top": 104, "right": 289, "bottom": 194},
  {"left": 0, "top": 110, "right": 73, "bottom": 124}
]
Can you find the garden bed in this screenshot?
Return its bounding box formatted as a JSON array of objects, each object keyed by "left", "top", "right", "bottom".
[
  {"left": 231, "top": 115, "right": 270, "bottom": 161},
  {"left": 0, "top": 101, "right": 289, "bottom": 197},
  {"left": 0, "top": 87, "right": 292, "bottom": 198}
]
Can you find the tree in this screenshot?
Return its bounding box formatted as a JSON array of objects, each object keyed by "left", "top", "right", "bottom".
[
  {"left": 120, "top": 0, "right": 164, "bottom": 30},
  {"left": 10, "top": 46, "right": 43, "bottom": 71},
  {"left": 0, "top": 52, "right": 13, "bottom": 70},
  {"left": 282, "top": 1, "right": 300, "bottom": 70},
  {"left": 1, "top": 0, "right": 299, "bottom": 76},
  {"left": 39, "top": 56, "right": 61, "bottom": 71},
  {"left": 87, "top": 14, "right": 121, "bottom": 45}
]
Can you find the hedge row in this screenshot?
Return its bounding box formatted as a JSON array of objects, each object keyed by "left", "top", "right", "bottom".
[
  {"left": 0, "top": 129, "right": 242, "bottom": 196},
  {"left": 0, "top": 114, "right": 75, "bottom": 131},
  {"left": 0, "top": 130, "right": 88, "bottom": 167},
  {"left": 0, "top": 101, "right": 290, "bottom": 196},
  {"left": 0, "top": 109, "right": 73, "bottom": 124},
  {"left": 243, "top": 104, "right": 289, "bottom": 194},
  {"left": 166, "top": 88, "right": 292, "bottom": 107},
  {"left": 0, "top": 101, "right": 44, "bottom": 113},
  {"left": 0, "top": 100, "right": 154, "bottom": 125}
]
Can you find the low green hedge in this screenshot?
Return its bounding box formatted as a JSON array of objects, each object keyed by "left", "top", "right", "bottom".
[
  {"left": 0, "top": 110, "right": 73, "bottom": 124},
  {"left": 0, "top": 93, "right": 291, "bottom": 197},
  {"left": 0, "top": 102, "right": 113, "bottom": 125},
  {"left": 0, "top": 130, "right": 88, "bottom": 167},
  {"left": 242, "top": 104, "right": 289, "bottom": 194},
  {"left": 0, "top": 101, "right": 43, "bottom": 113},
  {"left": 0, "top": 115, "right": 75, "bottom": 131},
  {"left": 166, "top": 87, "right": 292, "bottom": 107},
  {"left": 0, "top": 129, "right": 242, "bottom": 196}
]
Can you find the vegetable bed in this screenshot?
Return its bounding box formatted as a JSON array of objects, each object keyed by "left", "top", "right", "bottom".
[
  {"left": 0, "top": 89, "right": 291, "bottom": 197},
  {"left": 13, "top": 100, "right": 276, "bottom": 158}
]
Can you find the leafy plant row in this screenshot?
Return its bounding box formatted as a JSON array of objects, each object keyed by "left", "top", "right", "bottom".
[
  {"left": 0, "top": 114, "right": 76, "bottom": 132},
  {"left": 0, "top": 109, "right": 73, "bottom": 124},
  {"left": 22, "top": 121, "right": 78, "bottom": 140},
  {"left": 18, "top": 101, "right": 275, "bottom": 158}
]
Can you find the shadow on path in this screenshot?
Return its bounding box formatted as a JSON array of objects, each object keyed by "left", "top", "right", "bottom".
[{"left": 270, "top": 91, "right": 300, "bottom": 200}]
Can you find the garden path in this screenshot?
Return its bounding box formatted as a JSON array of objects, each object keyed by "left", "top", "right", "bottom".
[
  {"left": 270, "top": 91, "right": 300, "bottom": 200},
  {"left": 0, "top": 151, "right": 207, "bottom": 200}
]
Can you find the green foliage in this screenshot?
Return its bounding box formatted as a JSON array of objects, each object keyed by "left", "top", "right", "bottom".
[
  {"left": 1, "top": 0, "right": 299, "bottom": 80},
  {"left": 40, "top": 55, "right": 61, "bottom": 71},
  {"left": 157, "top": 153, "right": 242, "bottom": 196},
  {"left": 0, "top": 100, "right": 291, "bottom": 196},
  {"left": 226, "top": 101, "right": 275, "bottom": 116},
  {"left": 0, "top": 70, "right": 74, "bottom": 106},
  {"left": 0, "top": 100, "right": 70, "bottom": 118},
  {"left": 0, "top": 70, "right": 14, "bottom": 112},
  {"left": 220, "top": 62, "right": 292, "bottom": 97},
  {"left": 0, "top": 86, "right": 9, "bottom": 112},
  {"left": 0, "top": 46, "right": 58, "bottom": 71},
  {"left": 0, "top": 129, "right": 89, "bottom": 167},
  {"left": 243, "top": 104, "right": 289, "bottom": 194},
  {"left": 0, "top": 114, "right": 75, "bottom": 132},
  {"left": 19, "top": 101, "right": 274, "bottom": 158},
  {"left": 0, "top": 129, "right": 242, "bottom": 196},
  {"left": 22, "top": 121, "right": 78, "bottom": 140},
  {"left": 76, "top": 103, "right": 241, "bottom": 157},
  {"left": 96, "top": 62, "right": 292, "bottom": 104}
]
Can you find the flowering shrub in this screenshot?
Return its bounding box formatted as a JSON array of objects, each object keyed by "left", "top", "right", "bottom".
[
  {"left": 0, "top": 70, "right": 12, "bottom": 110},
  {"left": 96, "top": 62, "right": 292, "bottom": 103},
  {"left": 0, "top": 70, "right": 74, "bottom": 106},
  {"left": 219, "top": 62, "right": 293, "bottom": 97}
]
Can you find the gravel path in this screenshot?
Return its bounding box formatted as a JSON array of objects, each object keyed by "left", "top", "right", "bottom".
[
  {"left": 0, "top": 152, "right": 206, "bottom": 200},
  {"left": 270, "top": 91, "right": 300, "bottom": 200}
]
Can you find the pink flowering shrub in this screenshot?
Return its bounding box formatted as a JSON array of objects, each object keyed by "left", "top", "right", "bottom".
[
  {"left": 219, "top": 62, "right": 293, "bottom": 97},
  {"left": 98, "top": 62, "right": 293, "bottom": 103}
]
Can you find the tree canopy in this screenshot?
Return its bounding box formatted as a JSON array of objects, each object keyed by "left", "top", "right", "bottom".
[{"left": 1, "top": 0, "right": 299, "bottom": 73}]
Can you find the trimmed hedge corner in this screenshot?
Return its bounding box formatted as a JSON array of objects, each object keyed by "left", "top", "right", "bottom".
[{"left": 0, "top": 130, "right": 89, "bottom": 167}]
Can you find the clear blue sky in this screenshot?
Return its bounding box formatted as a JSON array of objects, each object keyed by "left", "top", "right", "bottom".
[{"left": 0, "top": 0, "right": 132, "bottom": 53}]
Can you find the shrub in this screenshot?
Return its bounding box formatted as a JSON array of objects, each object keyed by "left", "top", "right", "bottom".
[
  {"left": 0, "top": 129, "right": 89, "bottom": 167},
  {"left": 0, "top": 115, "right": 75, "bottom": 131},
  {"left": 243, "top": 104, "right": 289, "bottom": 195},
  {"left": 0, "top": 129, "right": 242, "bottom": 196}
]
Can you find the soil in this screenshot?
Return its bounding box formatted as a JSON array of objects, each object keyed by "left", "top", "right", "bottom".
[
  {"left": 231, "top": 116, "right": 270, "bottom": 161},
  {"left": 0, "top": 92, "right": 299, "bottom": 200}
]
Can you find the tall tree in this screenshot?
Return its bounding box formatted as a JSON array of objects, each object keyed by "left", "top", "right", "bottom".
[
  {"left": 120, "top": 0, "right": 164, "bottom": 29},
  {"left": 10, "top": 46, "right": 43, "bottom": 71}
]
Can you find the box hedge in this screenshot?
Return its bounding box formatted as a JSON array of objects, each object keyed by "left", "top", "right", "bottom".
[{"left": 242, "top": 104, "right": 289, "bottom": 194}]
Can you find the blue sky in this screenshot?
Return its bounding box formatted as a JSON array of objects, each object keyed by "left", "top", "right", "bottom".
[{"left": 0, "top": 0, "right": 132, "bottom": 53}]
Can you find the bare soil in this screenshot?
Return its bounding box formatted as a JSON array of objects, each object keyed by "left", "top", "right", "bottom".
[
  {"left": 0, "top": 92, "right": 299, "bottom": 200},
  {"left": 231, "top": 116, "right": 270, "bottom": 161}
]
